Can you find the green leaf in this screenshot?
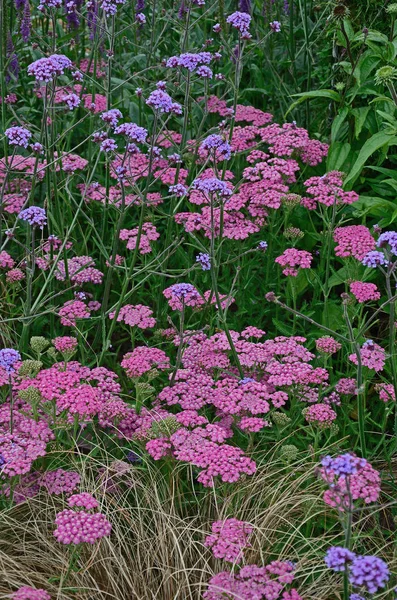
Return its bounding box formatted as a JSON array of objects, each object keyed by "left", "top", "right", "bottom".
[
  {"left": 331, "top": 107, "right": 349, "bottom": 142},
  {"left": 351, "top": 106, "right": 371, "bottom": 138},
  {"left": 344, "top": 131, "right": 397, "bottom": 188},
  {"left": 327, "top": 142, "right": 351, "bottom": 171},
  {"left": 285, "top": 90, "right": 341, "bottom": 117}
]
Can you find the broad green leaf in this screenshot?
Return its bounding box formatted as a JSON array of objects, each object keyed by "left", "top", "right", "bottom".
[
  {"left": 327, "top": 141, "right": 351, "bottom": 171},
  {"left": 351, "top": 106, "right": 371, "bottom": 138},
  {"left": 286, "top": 90, "right": 341, "bottom": 117},
  {"left": 344, "top": 131, "right": 397, "bottom": 188},
  {"left": 331, "top": 107, "right": 349, "bottom": 142}
]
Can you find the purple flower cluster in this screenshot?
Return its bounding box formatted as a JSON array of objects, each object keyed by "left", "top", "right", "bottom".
[
  {"left": 226, "top": 11, "right": 251, "bottom": 36},
  {"left": 27, "top": 54, "right": 73, "bottom": 82},
  {"left": 377, "top": 230, "right": 397, "bottom": 255},
  {"left": 325, "top": 546, "right": 355, "bottom": 571},
  {"left": 114, "top": 122, "right": 148, "bottom": 142},
  {"left": 166, "top": 51, "right": 212, "bottom": 72},
  {"left": 101, "top": 108, "right": 123, "bottom": 128},
  {"left": 0, "top": 348, "right": 21, "bottom": 373},
  {"left": 5, "top": 126, "right": 31, "bottom": 148},
  {"left": 325, "top": 548, "right": 390, "bottom": 594},
  {"left": 361, "top": 250, "right": 388, "bottom": 268},
  {"left": 192, "top": 177, "right": 232, "bottom": 198},
  {"left": 321, "top": 453, "right": 365, "bottom": 477},
  {"left": 200, "top": 134, "right": 231, "bottom": 160},
  {"left": 63, "top": 93, "right": 80, "bottom": 110},
  {"left": 196, "top": 252, "right": 211, "bottom": 270},
  {"left": 145, "top": 89, "right": 182, "bottom": 114},
  {"left": 100, "top": 0, "right": 126, "bottom": 15},
  {"left": 18, "top": 206, "right": 47, "bottom": 229}
]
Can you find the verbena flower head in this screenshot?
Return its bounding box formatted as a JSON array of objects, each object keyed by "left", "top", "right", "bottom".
[
  {"left": 0, "top": 348, "right": 21, "bottom": 372},
  {"left": 200, "top": 134, "right": 231, "bottom": 160},
  {"left": 166, "top": 51, "right": 212, "bottom": 71},
  {"left": 377, "top": 230, "right": 397, "bottom": 254},
  {"left": 101, "top": 108, "right": 123, "bottom": 128},
  {"left": 349, "top": 555, "right": 390, "bottom": 593},
  {"left": 325, "top": 546, "right": 356, "bottom": 572},
  {"left": 27, "top": 54, "right": 73, "bottom": 82},
  {"left": 196, "top": 252, "right": 211, "bottom": 270},
  {"left": 18, "top": 206, "right": 47, "bottom": 229},
  {"left": 361, "top": 250, "right": 388, "bottom": 268},
  {"left": 226, "top": 11, "right": 251, "bottom": 35},
  {"left": 192, "top": 177, "right": 232, "bottom": 198},
  {"left": 146, "top": 89, "right": 182, "bottom": 114},
  {"left": 5, "top": 126, "right": 31, "bottom": 148},
  {"left": 100, "top": 0, "right": 126, "bottom": 15},
  {"left": 114, "top": 122, "right": 148, "bottom": 142},
  {"left": 270, "top": 20, "right": 281, "bottom": 32}
]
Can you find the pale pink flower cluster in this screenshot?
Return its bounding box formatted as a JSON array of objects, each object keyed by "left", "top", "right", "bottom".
[
  {"left": 53, "top": 336, "right": 78, "bottom": 353},
  {"left": 275, "top": 248, "right": 312, "bottom": 276},
  {"left": 109, "top": 304, "right": 156, "bottom": 329},
  {"left": 349, "top": 281, "right": 380, "bottom": 303},
  {"left": 375, "top": 383, "right": 395, "bottom": 403},
  {"left": 320, "top": 453, "right": 381, "bottom": 510},
  {"left": 315, "top": 336, "right": 341, "bottom": 354},
  {"left": 58, "top": 300, "right": 91, "bottom": 326},
  {"left": 120, "top": 222, "right": 159, "bottom": 254},
  {"left": 204, "top": 561, "right": 301, "bottom": 600},
  {"left": 301, "top": 171, "right": 358, "bottom": 210},
  {"left": 0, "top": 250, "right": 15, "bottom": 268},
  {"left": 349, "top": 340, "right": 386, "bottom": 371},
  {"left": 204, "top": 518, "right": 253, "bottom": 563},
  {"left": 40, "top": 469, "right": 81, "bottom": 495},
  {"left": 55, "top": 255, "right": 103, "bottom": 285}
]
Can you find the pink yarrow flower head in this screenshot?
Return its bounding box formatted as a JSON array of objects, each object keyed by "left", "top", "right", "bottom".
[
  {"left": 316, "top": 336, "right": 341, "bottom": 355},
  {"left": 320, "top": 453, "right": 381, "bottom": 510},
  {"left": 304, "top": 403, "right": 337, "bottom": 427},
  {"left": 67, "top": 492, "right": 99, "bottom": 510},
  {"left": 349, "top": 340, "right": 386, "bottom": 372},
  {"left": 40, "top": 469, "right": 81, "bottom": 495},
  {"left": 275, "top": 248, "right": 312, "bottom": 276},
  {"left": 350, "top": 281, "right": 380, "bottom": 303},
  {"left": 333, "top": 225, "right": 375, "bottom": 260},
  {"left": 109, "top": 304, "right": 156, "bottom": 329},
  {"left": 163, "top": 283, "right": 204, "bottom": 310},
  {"left": 54, "top": 509, "right": 111, "bottom": 544},
  {"left": 204, "top": 518, "right": 253, "bottom": 563},
  {"left": 53, "top": 336, "right": 78, "bottom": 354},
  {"left": 5, "top": 126, "right": 31, "bottom": 148},
  {"left": 121, "top": 346, "right": 170, "bottom": 377},
  {"left": 12, "top": 587, "right": 51, "bottom": 600}
]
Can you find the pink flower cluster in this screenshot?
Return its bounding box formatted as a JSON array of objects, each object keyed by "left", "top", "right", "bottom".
[
  {"left": 349, "top": 281, "right": 380, "bottom": 303},
  {"left": 333, "top": 226, "right": 375, "bottom": 260},
  {"left": 275, "top": 248, "right": 312, "bottom": 276},
  {"left": 304, "top": 403, "right": 337, "bottom": 427},
  {"left": 120, "top": 222, "right": 159, "bottom": 254},
  {"left": 109, "top": 304, "right": 156, "bottom": 329},
  {"left": 301, "top": 171, "right": 358, "bottom": 210},
  {"left": 204, "top": 561, "right": 301, "bottom": 600},
  {"left": 349, "top": 340, "right": 386, "bottom": 372},
  {"left": 204, "top": 518, "right": 253, "bottom": 563},
  {"left": 320, "top": 453, "right": 381, "bottom": 510},
  {"left": 315, "top": 337, "right": 341, "bottom": 354},
  {"left": 67, "top": 492, "right": 99, "bottom": 509},
  {"left": 54, "top": 509, "right": 111, "bottom": 544},
  {"left": 12, "top": 587, "right": 51, "bottom": 600},
  {"left": 121, "top": 347, "right": 170, "bottom": 377},
  {"left": 53, "top": 336, "right": 78, "bottom": 353}
]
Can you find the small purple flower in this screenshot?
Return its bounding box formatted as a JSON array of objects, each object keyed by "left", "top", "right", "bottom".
[
  {"left": 192, "top": 177, "right": 232, "bottom": 198},
  {"left": 19, "top": 206, "right": 47, "bottom": 229},
  {"left": 63, "top": 93, "right": 80, "bottom": 110},
  {"left": 166, "top": 52, "right": 212, "bottom": 72},
  {"left": 239, "top": 377, "right": 255, "bottom": 384},
  {"left": 100, "top": 0, "right": 127, "bottom": 16},
  {"left": 156, "top": 81, "right": 167, "bottom": 90},
  {"left": 0, "top": 348, "right": 21, "bottom": 373},
  {"left": 226, "top": 11, "right": 251, "bottom": 35},
  {"left": 21, "top": 0, "right": 31, "bottom": 42},
  {"left": 377, "top": 231, "right": 397, "bottom": 255},
  {"left": 100, "top": 138, "right": 117, "bottom": 153},
  {"left": 196, "top": 252, "right": 211, "bottom": 271},
  {"left": 321, "top": 454, "right": 366, "bottom": 477},
  {"left": 169, "top": 184, "right": 188, "bottom": 197},
  {"left": 350, "top": 595, "right": 365, "bottom": 600},
  {"left": 325, "top": 547, "right": 356, "bottom": 572},
  {"left": 31, "top": 142, "right": 44, "bottom": 154},
  {"left": 127, "top": 450, "right": 142, "bottom": 463},
  {"left": 38, "top": 0, "right": 62, "bottom": 10},
  {"left": 136, "top": 12, "right": 146, "bottom": 23},
  {"left": 27, "top": 54, "right": 73, "bottom": 82},
  {"left": 213, "top": 23, "right": 221, "bottom": 32},
  {"left": 101, "top": 109, "right": 123, "bottom": 128},
  {"left": 200, "top": 134, "right": 231, "bottom": 160},
  {"left": 146, "top": 89, "right": 182, "bottom": 114},
  {"left": 114, "top": 122, "right": 148, "bottom": 143},
  {"left": 5, "top": 126, "right": 31, "bottom": 148},
  {"left": 270, "top": 20, "right": 281, "bottom": 32},
  {"left": 349, "top": 555, "right": 390, "bottom": 593},
  {"left": 196, "top": 65, "right": 213, "bottom": 78},
  {"left": 171, "top": 283, "right": 198, "bottom": 299},
  {"left": 361, "top": 250, "right": 388, "bottom": 268},
  {"left": 257, "top": 241, "right": 268, "bottom": 250}
]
